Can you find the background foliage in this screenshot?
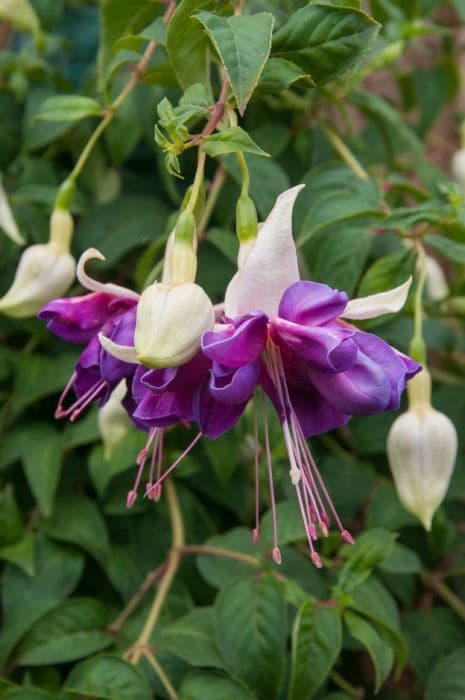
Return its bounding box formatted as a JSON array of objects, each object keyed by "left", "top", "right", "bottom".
[{"left": 0, "top": 1, "right": 465, "bottom": 698}]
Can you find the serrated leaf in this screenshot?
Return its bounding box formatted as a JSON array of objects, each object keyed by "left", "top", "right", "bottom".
[
  {"left": 167, "top": 0, "right": 234, "bottom": 92},
  {"left": 214, "top": 574, "right": 286, "bottom": 699},
  {"left": 21, "top": 424, "right": 64, "bottom": 517},
  {"left": 258, "top": 57, "right": 311, "bottom": 93},
  {"left": 424, "top": 233, "right": 465, "bottom": 263},
  {"left": 272, "top": 5, "right": 379, "bottom": 84},
  {"left": 338, "top": 529, "right": 396, "bottom": 591},
  {"left": 16, "top": 598, "right": 113, "bottom": 665},
  {"left": 357, "top": 248, "right": 416, "bottom": 297},
  {"left": 203, "top": 126, "right": 269, "bottom": 157},
  {"left": 35, "top": 95, "right": 101, "bottom": 123},
  {"left": 195, "top": 12, "right": 274, "bottom": 113},
  {"left": 64, "top": 655, "right": 152, "bottom": 700},
  {"left": 160, "top": 608, "right": 224, "bottom": 668},
  {"left": 0, "top": 536, "right": 84, "bottom": 667},
  {"left": 379, "top": 543, "right": 422, "bottom": 574},
  {"left": 196, "top": 528, "right": 258, "bottom": 589},
  {"left": 289, "top": 600, "right": 342, "bottom": 700},
  {"left": 344, "top": 610, "right": 394, "bottom": 692},
  {"left": 426, "top": 647, "right": 465, "bottom": 700},
  {"left": 39, "top": 494, "right": 109, "bottom": 561}
]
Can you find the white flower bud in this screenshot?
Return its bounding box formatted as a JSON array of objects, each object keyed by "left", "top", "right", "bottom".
[
  {"left": 452, "top": 148, "right": 465, "bottom": 193},
  {"left": 424, "top": 255, "right": 448, "bottom": 301},
  {"left": 98, "top": 380, "right": 131, "bottom": 459},
  {"left": 387, "top": 370, "right": 457, "bottom": 530},
  {"left": 135, "top": 282, "right": 214, "bottom": 368},
  {"left": 0, "top": 177, "right": 24, "bottom": 245}
]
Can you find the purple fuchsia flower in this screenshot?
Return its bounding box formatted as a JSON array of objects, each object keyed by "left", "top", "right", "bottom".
[
  {"left": 200, "top": 186, "right": 421, "bottom": 566},
  {"left": 39, "top": 248, "right": 139, "bottom": 421}
]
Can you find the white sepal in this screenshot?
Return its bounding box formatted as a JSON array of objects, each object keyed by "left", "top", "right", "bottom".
[
  {"left": 98, "top": 333, "right": 138, "bottom": 364},
  {"left": 424, "top": 256, "right": 448, "bottom": 301},
  {"left": 0, "top": 177, "right": 24, "bottom": 245},
  {"left": 77, "top": 248, "right": 139, "bottom": 300},
  {"left": 97, "top": 380, "right": 131, "bottom": 459},
  {"left": 343, "top": 277, "right": 412, "bottom": 320}
]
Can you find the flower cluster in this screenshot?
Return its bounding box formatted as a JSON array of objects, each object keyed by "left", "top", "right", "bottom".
[{"left": 39, "top": 186, "right": 420, "bottom": 565}]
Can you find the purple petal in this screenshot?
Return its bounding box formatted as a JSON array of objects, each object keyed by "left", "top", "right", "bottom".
[
  {"left": 272, "top": 317, "right": 357, "bottom": 373},
  {"left": 202, "top": 313, "right": 268, "bottom": 368},
  {"left": 195, "top": 382, "right": 247, "bottom": 439},
  {"left": 288, "top": 387, "right": 351, "bottom": 437},
  {"left": 100, "top": 307, "right": 137, "bottom": 384},
  {"left": 278, "top": 281, "right": 348, "bottom": 326},
  {"left": 38, "top": 292, "right": 136, "bottom": 344},
  {"left": 209, "top": 360, "right": 260, "bottom": 405}
]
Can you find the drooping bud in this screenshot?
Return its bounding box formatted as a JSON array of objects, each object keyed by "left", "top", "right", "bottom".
[
  {"left": 387, "top": 369, "right": 457, "bottom": 530},
  {"left": 451, "top": 148, "right": 465, "bottom": 194},
  {"left": 97, "top": 380, "right": 131, "bottom": 459},
  {"left": 236, "top": 194, "right": 258, "bottom": 243},
  {"left": 0, "top": 177, "right": 25, "bottom": 245},
  {"left": 134, "top": 282, "right": 214, "bottom": 368},
  {"left": 424, "top": 255, "right": 448, "bottom": 301},
  {"left": 0, "top": 208, "right": 75, "bottom": 318}
]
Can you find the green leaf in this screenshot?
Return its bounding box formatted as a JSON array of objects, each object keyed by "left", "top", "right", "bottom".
[
  {"left": 258, "top": 57, "right": 311, "bottom": 93},
  {"left": 88, "top": 429, "right": 146, "bottom": 496},
  {"left": 195, "top": 12, "right": 274, "bottom": 114},
  {"left": 167, "top": 0, "right": 234, "bottom": 91},
  {"left": 0, "top": 0, "right": 41, "bottom": 38},
  {"left": 289, "top": 600, "right": 342, "bottom": 700},
  {"left": 379, "top": 543, "right": 422, "bottom": 575},
  {"left": 179, "top": 672, "right": 256, "bottom": 700},
  {"left": 426, "top": 647, "right": 465, "bottom": 700},
  {"left": 203, "top": 126, "right": 269, "bottom": 157},
  {"left": 160, "top": 608, "right": 224, "bottom": 668},
  {"left": 272, "top": 5, "right": 379, "bottom": 84},
  {"left": 35, "top": 95, "right": 101, "bottom": 123},
  {"left": 39, "top": 494, "right": 109, "bottom": 561},
  {"left": 357, "top": 248, "right": 416, "bottom": 297},
  {"left": 338, "top": 529, "right": 396, "bottom": 592},
  {"left": 0, "top": 536, "right": 83, "bottom": 666},
  {"left": 21, "top": 424, "right": 64, "bottom": 517},
  {"left": 64, "top": 655, "right": 152, "bottom": 700},
  {"left": 196, "top": 528, "right": 258, "bottom": 589},
  {"left": 344, "top": 610, "right": 394, "bottom": 692},
  {"left": 11, "top": 352, "right": 77, "bottom": 414},
  {"left": 214, "top": 574, "right": 286, "bottom": 699},
  {"left": 260, "top": 500, "right": 305, "bottom": 548},
  {"left": 0, "top": 484, "right": 24, "bottom": 547},
  {"left": 0, "top": 534, "right": 35, "bottom": 577},
  {"left": 424, "top": 233, "right": 465, "bottom": 264},
  {"left": 16, "top": 598, "right": 113, "bottom": 665}
]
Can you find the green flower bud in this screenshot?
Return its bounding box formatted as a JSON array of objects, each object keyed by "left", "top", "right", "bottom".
[{"left": 236, "top": 194, "right": 258, "bottom": 243}]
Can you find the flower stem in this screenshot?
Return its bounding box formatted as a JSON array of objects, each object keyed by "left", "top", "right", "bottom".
[
  {"left": 237, "top": 151, "right": 251, "bottom": 196},
  {"left": 421, "top": 569, "right": 465, "bottom": 624},
  {"left": 410, "top": 241, "right": 427, "bottom": 364},
  {"left": 129, "top": 480, "right": 184, "bottom": 664},
  {"left": 180, "top": 544, "right": 259, "bottom": 566},
  {"left": 108, "top": 561, "right": 167, "bottom": 634},
  {"left": 320, "top": 121, "right": 368, "bottom": 180},
  {"left": 143, "top": 650, "right": 179, "bottom": 700},
  {"left": 185, "top": 148, "right": 207, "bottom": 215},
  {"left": 197, "top": 164, "right": 228, "bottom": 239}
]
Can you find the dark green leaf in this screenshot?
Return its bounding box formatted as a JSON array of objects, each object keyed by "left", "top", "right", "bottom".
[
  {"left": 64, "top": 655, "right": 152, "bottom": 700},
  {"left": 196, "top": 528, "right": 258, "bottom": 589},
  {"left": 215, "top": 574, "right": 286, "bottom": 698},
  {"left": 39, "top": 494, "right": 109, "bottom": 561},
  {"left": 203, "top": 126, "right": 269, "bottom": 157},
  {"left": 195, "top": 12, "right": 274, "bottom": 113},
  {"left": 424, "top": 233, "right": 465, "bottom": 264},
  {"left": 379, "top": 543, "right": 422, "bottom": 575},
  {"left": 11, "top": 353, "right": 77, "bottom": 414},
  {"left": 338, "top": 529, "right": 396, "bottom": 591},
  {"left": 179, "top": 672, "right": 256, "bottom": 700},
  {"left": 357, "top": 248, "right": 415, "bottom": 297},
  {"left": 426, "top": 647, "right": 465, "bottom": 700},
  {"left": 344, "top": 611, "right": 394, "bottom": 692},
  {"left": 0, "top": 536, "right": 83, "bottom": 666},
  {"left": 88, "top": 429, "right": 146, "bottom": 496},
  {"left": 0, "top": 484, "right": 24, "bottom": 547},
  {"left": 0, "top": 534, "right": 35, "bottom": 577},
  {"left": 272, "top": 5, "right": 379, "bottom": 84},
  {"left": 16, "top": 598, "right": 113, "bottom": 665},
  {"left": 258, "top": 57, "right": 311, "bottom": 93},
  {"left": 289, "top": 600, "right": 342, "bottom": 700},
  {"left": 160, "top": 608, "right": 224, "bottom": 668},
  {"left": 21, "top": 424, "right": 64, "bottom": 517}
]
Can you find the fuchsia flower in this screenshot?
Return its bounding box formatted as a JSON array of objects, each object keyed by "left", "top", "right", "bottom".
[{"left": 40, "top": 186, "right": 420, "bottom": 566}]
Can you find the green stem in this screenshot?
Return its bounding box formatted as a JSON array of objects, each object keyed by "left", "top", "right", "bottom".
[
  {"left": 180, "top": 544, "right": 259, "bottom": 566},
  {"left": 129, "top": 481, "right": 184, "bottom": 664},
  {"left": 184, "top": 149, "right": 206, "bottom": 215},
  {"left": 320, "top": 122, "right": 368, "bottom": 180},
  {"left": 109, "top": 561, "right": 167, "bottom": 634},
  {"left": 236, "top": 151, "right": 250, "bottom": 196},
  {"left": 143, "top": 650, "right": 179, "bottom": 700},
  {"left": 410, "top": 241, "right": 427, "bottom": 364},
  {"left": 330, "top": 669, "right": 364, "bottom": 699},
  {"left": 197, "top": 165, "right": 228, "bottom": 239},
  {"left": 421, "top": 569, "right": 465, "bottom": 624}
]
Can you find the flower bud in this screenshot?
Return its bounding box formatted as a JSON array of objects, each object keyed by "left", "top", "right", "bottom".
[
  {"left": 424, "top": 255, "right": 448, "bottom": 301},
  {"left": 236, "top": 194, "right": 258, "bottom": 243},
  {"left": 0, "top": 208, "right": 76, "bottom": 318},
  {"left": 452, "top": 148, "right": 465, "bottom": 193},
  {"left": 98, "top": 380, "right": 131, "bottom": 459},
  {"left": 168, "top": 240, "right": 197, "bottom": 284},
  {"left": 0, "top": 177, "right": 24, "bottom": 245},
  {"left": 135, "top": 282, "right": 214, "bottom": 367},
  {"left": 387, "top": 369, "right": 457, "bottom": 530}
]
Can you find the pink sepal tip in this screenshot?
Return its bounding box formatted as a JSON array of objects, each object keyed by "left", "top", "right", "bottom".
[
  {"left": 126, "top": 490, "right": 137, "bottom": 508},
  {"left": 341, "top": 529, "right": 355, "bottom": 545}
]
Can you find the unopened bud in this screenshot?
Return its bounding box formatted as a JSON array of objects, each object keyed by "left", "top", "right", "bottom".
[
  {"left": 168, "top": 240, "right": 197, "bottom": 284},
  {"left": 175, "top": 210, "right": 196, "bottom": 245},
  {"left": 0, "top": 177, "right": 24, "bottom": 245},
  {"left": 387, "top": 370, "right": 457, "bottom": 530},
  {"left": 236, "top": 194, "right": 258, "bottom": 243},
  {"left": 423, "top": 255, "right": 448, "bottom": 301},
  {"left": 0, "top": 212, "right": 75, "bottom": 318},
  {"left": 452, "top": 148, "right": 465, "bottom": 194},
  {"left": 135, "top": 282, "right": 214, "bottom": 368},
  {"left": 97, "top": 380, "right": 131, "bottom": 459}
]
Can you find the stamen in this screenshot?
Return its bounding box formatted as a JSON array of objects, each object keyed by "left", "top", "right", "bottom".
[
  {"left": 55, "top": 371, "right": 77, "bottom": 418},
  {"left": 128, "top": 427, "right": 158, "bottom": 508},
  {"left": 146, "top": 431, "right": 202, "bottom": 497},
  {"left": 56, "top": 376, "right": 106, "bottom": 421},
  {"left": 262, "top": 391, "right": 280, "bottom": 565},
  {"left": 252, "top": 396, "right": 260, "bottom": 544}
]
